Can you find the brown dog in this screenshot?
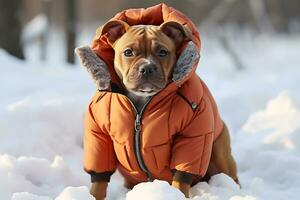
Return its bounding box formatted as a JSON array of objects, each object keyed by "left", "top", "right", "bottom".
[
  {"left": 76, "top": 19, "right": 239, "bottom": 199},
  {"left": 76, "top": 4, "right": 238, "bottom": 197}
]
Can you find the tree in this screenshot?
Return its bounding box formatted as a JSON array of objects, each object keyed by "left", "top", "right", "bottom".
[
  {"left": 65, "top": 0, "right": 77, "bottom": 64},
  {"left": 0, "top": 0, "right": 24, "bottom": 59}
]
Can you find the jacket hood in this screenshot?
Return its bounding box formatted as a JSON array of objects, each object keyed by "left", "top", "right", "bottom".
[{"left": 75, "top": 3, "right": 201, "bottom": 91}]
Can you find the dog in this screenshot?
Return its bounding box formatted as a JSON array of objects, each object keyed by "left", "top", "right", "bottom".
[{"left": 75, "top": 4, "right": 239, "bottom": 200}]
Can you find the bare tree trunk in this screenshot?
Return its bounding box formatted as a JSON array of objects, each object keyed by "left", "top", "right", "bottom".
[
  {"left": 0, "top": 0, "right": 24, "bottom": 59},
  {"left": 266, "top": 0, "right": 288, "bottom": 32},
  {"left": 248, "top": 0, "right": 273, "bottom": 33},
  {"left": 65, "top": 0, "right": 77, "bottom": 64},
  {"left": 219, "top": 35, "right": 244, "bottom": 71},
  {"left": 200, "top": 0, "right": 245, "bottom": 71},
  {"left": 40, "top": 1, "right": 51, "bottom": 61},
  {"left": 200, "top": 0, "right": 239, "bottom": 27}
]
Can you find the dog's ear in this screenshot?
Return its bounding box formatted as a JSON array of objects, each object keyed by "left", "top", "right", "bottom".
[
  {"left": 159, "top": 21, "right": 190, "bottom": 48},
  {"left": 97, "top": 20, "right": 129, "bottom": 46}
]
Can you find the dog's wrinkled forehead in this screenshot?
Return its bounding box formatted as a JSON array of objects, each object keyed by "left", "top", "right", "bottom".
[
  {"left": 123, "top": 24, "right": 168, "bottom": 37},
  {"left": 113, "top": 25, "right": 175, "bottom": 50},
  {"left": 123, "top": 25, "right": 163, "bottom": 38},
  {"left": 100, "top": 20, "right": 190, "bottom": 49}
]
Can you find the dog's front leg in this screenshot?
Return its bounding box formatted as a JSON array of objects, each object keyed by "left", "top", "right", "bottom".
[
  {"left": 90, "top": 181, "right": 108, "bottom": 200},
  {"left": 172, "top": 180, "right": 190, "bottom": 198}
]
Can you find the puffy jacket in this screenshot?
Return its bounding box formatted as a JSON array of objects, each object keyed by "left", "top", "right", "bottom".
[{"left": 78, "top": 3, "right": 224, "bottom": 185}]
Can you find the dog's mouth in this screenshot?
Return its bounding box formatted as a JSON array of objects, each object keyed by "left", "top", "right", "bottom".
[
  {"left": 124, "top": 68, "right": 167, "bottom": 96},
  {"left": 131, "top": 87, "right": 159, "bottom": 96},
  {"left": 129, "top": 84, "right": 164, "bottom": 96},
  {"left": 124, "top": 72, "right": 166, "bottom": 94},
  {"left": 130, "top": 90, "right": 158, "bottom": 97},
  {"left": 138, "top": 88, "right": 155, "bottom": 93}
]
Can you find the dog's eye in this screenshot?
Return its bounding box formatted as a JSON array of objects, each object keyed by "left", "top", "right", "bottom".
[
  {"left": 158, "top": 49, "right": 168, "bottom": 57},
  {"left": 124, "top": 49, "right": 134, "bottom": 57}
]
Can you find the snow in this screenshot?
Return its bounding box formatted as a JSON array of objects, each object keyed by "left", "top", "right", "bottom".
[
  {"left": 242, "top": 92, "right": 300, "bottom": 151},
  {"left": 1, "top": 31, "right": 300, "bottom": 200},
  {"left": 190, "top": 174, "right": 253, "bottom": 200},
  {"left": 126, "top": 180, "right": 185, "bottom": 200},
  {"left": 55, "top": 186, "right": 95, "bottom": 200},
  {"left": 11, "top": 186, "right": 93, "bottom": 200}
]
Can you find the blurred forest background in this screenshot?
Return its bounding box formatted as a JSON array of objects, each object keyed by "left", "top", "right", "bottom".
[{"left": 0, "top": 0, "right": 300, "bottom": 64}]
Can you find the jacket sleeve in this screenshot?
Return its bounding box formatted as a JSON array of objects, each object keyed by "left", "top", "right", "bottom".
[
  {"left": 170, "top": 94, "right": 216, "bottom": 178},
  {"left": 83, "top": 101, "right": 117, "bottom": 182}
]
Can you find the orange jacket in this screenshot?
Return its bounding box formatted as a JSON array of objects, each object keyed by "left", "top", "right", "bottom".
[{"left": 82, "top": 3, "right": 224, "bottom": 185}]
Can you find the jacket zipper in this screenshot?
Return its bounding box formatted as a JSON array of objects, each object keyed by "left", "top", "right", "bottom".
[{"left": 129, "top": 97, "right": 154, "bottom": 182}]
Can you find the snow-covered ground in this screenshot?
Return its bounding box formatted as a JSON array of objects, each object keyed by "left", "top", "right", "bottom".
[{"left": 1, "top": 31, "right": 300, "bottom": 200}]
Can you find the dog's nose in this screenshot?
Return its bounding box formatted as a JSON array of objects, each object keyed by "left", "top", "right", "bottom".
[{"left": 139, "top": 64, "right": 157, "bottom": 75}]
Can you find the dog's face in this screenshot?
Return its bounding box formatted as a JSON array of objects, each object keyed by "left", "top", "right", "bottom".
[{"left": 100, "top": 20, "right": 188, "bottom": 96}]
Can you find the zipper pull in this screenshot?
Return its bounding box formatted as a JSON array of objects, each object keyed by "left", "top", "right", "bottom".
[
  {"left": 135, "top": 114, "right": 141, "bottom": 131},
  {"left": 147, "top": 173, "right": 153, "bottom": 182}
]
